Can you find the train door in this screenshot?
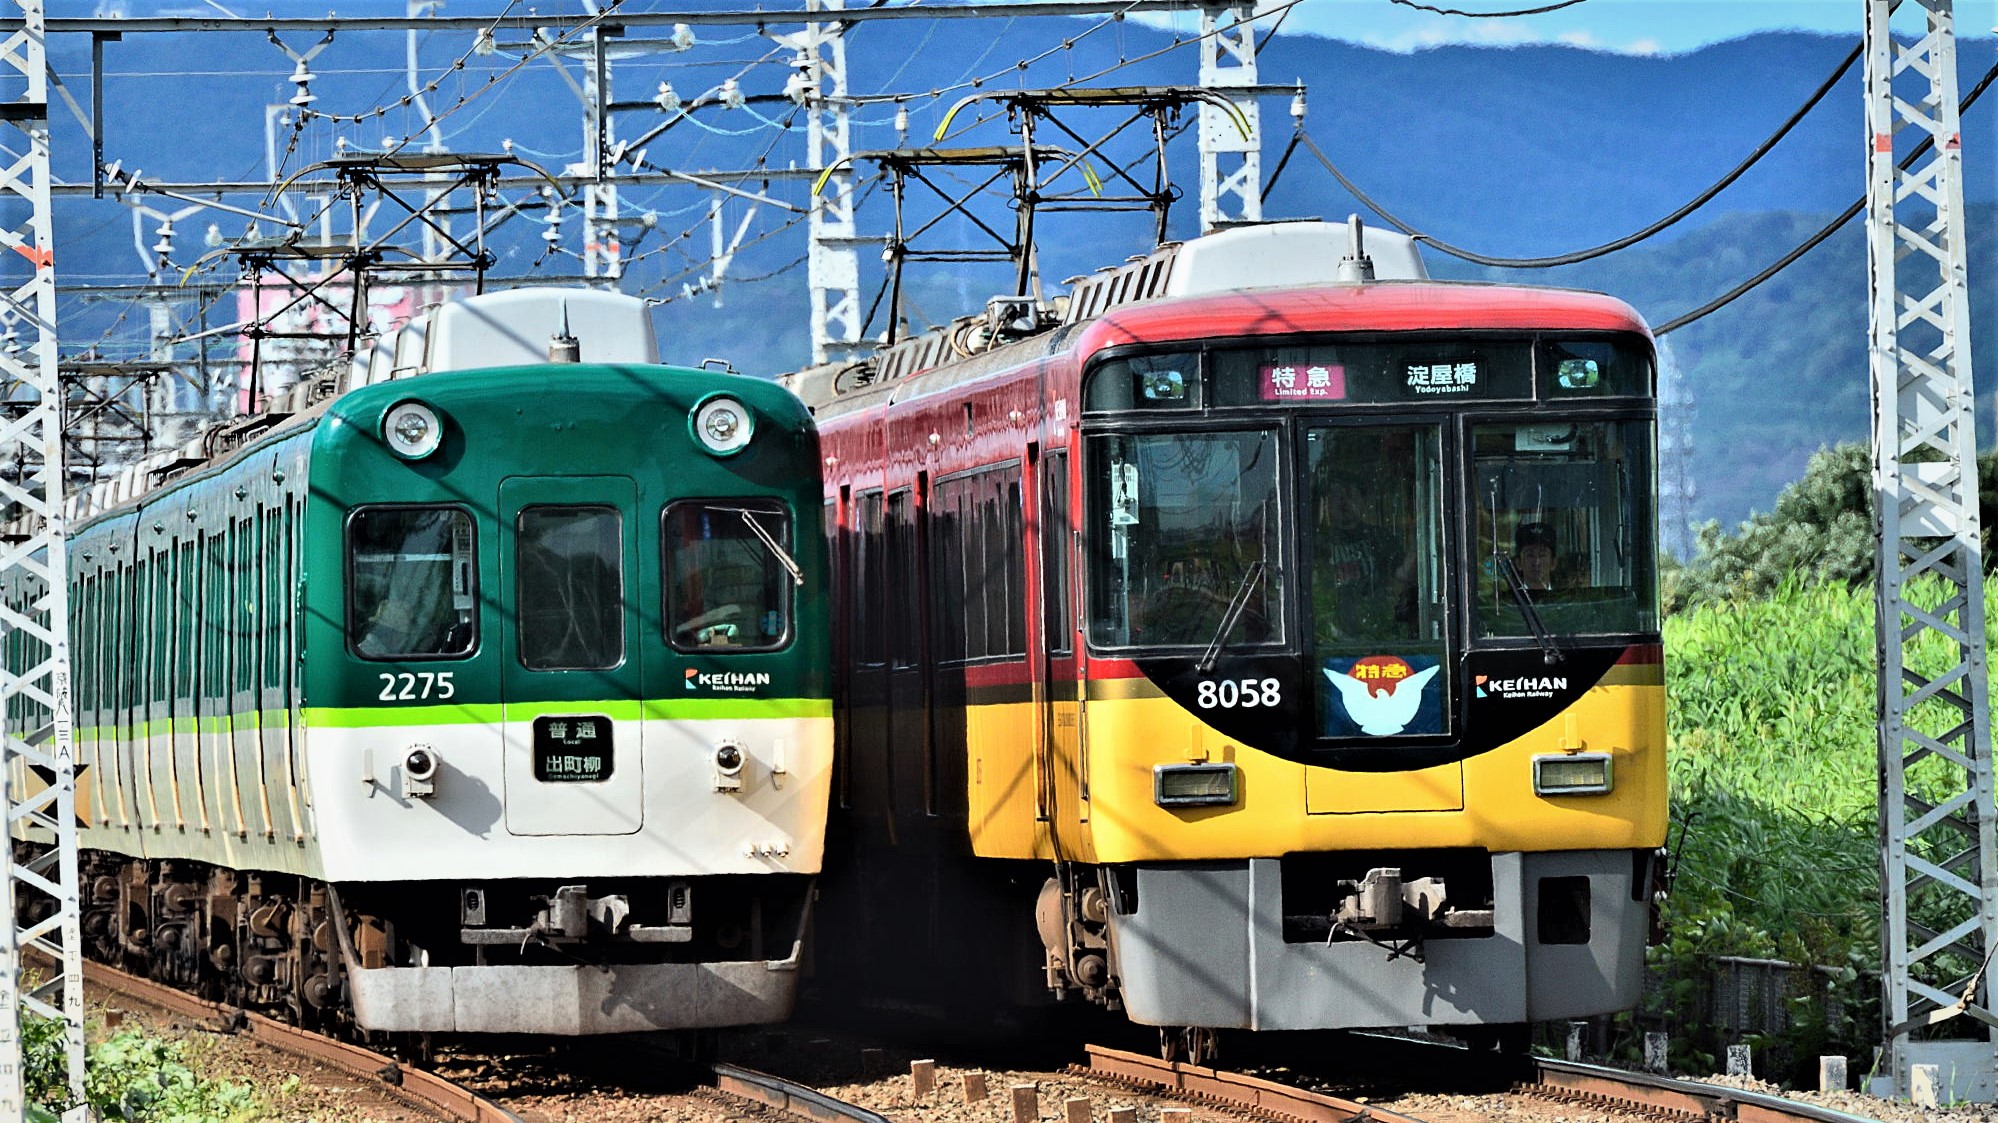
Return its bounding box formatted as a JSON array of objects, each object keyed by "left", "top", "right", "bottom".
[
  {"left": 1038, "top": 448, "right": 1081, "bottom": 822},
  {"left": 1302, "top": 421, "right": 1464, "bottom": 814},
  {"left": 498, "top": 476, "right": 645, "bottom": 835},
  {"left": 885, "top": 487, "right": 929, "bottom": 821},
  {"left": 847, "top": 490, "right": 894, "bottom": 839}
]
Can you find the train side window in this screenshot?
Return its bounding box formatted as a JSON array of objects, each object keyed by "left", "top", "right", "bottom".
[
  {"left": 663, "top": 500, "right": 795, "bottom": 653},
  {"left": 516, "top": 505, "right": 623, "bottom": 671},
  {"left": 931, "top": 464, "right": 1027, "bottom": 663},
  {"left": 992, "top": 472, "right": 1025, "bottom": 658},
  {"left": 854, "top": 491, "right": 886, "bottom": 667},
  {"left": 928, "top": 480, "right": 969, "bottom": 663},
  {"left": 234, "top": 518, "right": 255, "bottom": 695},
  {"left": 886, "top": 489, "right": 920, "bottom": 668},
  {"left": 347, "top": 506, "right": 478, "bottom": 661}
]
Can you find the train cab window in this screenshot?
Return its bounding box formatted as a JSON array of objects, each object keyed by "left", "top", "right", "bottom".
[
  {"left": 1540, "top": 337, "right": 1653, "bottom": 398},
  {"left": 517, "top": 506, "right": 624, "bottom": 671},
  {"left": 1083, "top": 352, "right": 1200, "bottom": 412},
  {"left": 1472, "top": 419, "right": 1658, "bottom": 638},
  {"left": 1306, "top": 425, "right": 1449, "bottom": 738},
  {"left": 663, "top": 500, "right": 795, "bottom": 652},
  {"left": 347, "top": 506, "right": 476, "bottom": 660},
  {"left": 1086, "top": 430, "right": 1284, "bottom": 650}
]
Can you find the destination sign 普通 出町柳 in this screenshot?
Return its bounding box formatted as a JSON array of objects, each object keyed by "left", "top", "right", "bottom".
[{"left": 533, "top": 714, "right": 613, "bottom": 782}]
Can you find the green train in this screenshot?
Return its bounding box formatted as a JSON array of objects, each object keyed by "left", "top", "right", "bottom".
[{"left": 6, "top": 289, "right": 832, "bottom": 1036}]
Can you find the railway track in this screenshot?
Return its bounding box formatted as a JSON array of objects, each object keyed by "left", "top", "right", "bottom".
[
  {"left": 1080, "top": 1044, "right": 1427, "bottom": 1123},
  {"left": 1082, "top": 1042, "right": 1886, "bottom": 1123},
  {"left": 68, "top": 959, "right": 897, "bottom": 1123}
]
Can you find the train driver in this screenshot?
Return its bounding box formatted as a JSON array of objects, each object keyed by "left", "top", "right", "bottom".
[{"left": 1513, "top": 521, "right": 1557, "bottom": 592}]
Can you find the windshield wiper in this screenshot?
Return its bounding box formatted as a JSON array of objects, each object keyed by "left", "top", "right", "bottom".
[
  {"left": 1497, "top": 555, "right": 1563, "bottom": 665},
  {"left": 718, "top": 507, "right": 804, "bottom": 587},
  {"left": 1197, "top": 560, "right": 1267, "bottom": 674}
]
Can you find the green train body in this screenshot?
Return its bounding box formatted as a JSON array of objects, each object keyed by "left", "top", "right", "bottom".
[{"left": 9, "top": 289, "right": 832, "bottom": 1035}]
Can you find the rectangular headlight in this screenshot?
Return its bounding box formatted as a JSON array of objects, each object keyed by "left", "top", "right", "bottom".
[
  {"left": 1534, "top": 753, "right": 1613, "bottom": 795},
  {"left": 1154, "top": 763, "right": 1238, "bottom": 807}
]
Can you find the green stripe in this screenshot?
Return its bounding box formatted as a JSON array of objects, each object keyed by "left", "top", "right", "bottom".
[{"left": 303, "top": 696, "right": 831, "bottom": 728}]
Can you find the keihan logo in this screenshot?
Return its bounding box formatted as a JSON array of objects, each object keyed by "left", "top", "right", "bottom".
[
  {"left": 684, "top": 669, "right": 772, "bottom": 694},
  {"left": 1477, "top": 672, "right": 1567, "bottom": 701}
]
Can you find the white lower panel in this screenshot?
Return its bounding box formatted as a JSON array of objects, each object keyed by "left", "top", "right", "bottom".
[{"left": 347, "top": 957, "right": 800, "bottom": 1033}]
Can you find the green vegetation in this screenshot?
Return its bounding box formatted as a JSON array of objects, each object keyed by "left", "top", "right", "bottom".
[
  {"left": 1653, "top": 445, "right": 1998, "bottom": 1082},
  {"left": 25, "top": 1014, "right": 261, "bottom": 1123}
]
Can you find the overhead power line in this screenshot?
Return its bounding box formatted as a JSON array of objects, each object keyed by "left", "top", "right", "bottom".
[
  {"left": 1385, "top": 0, "right": 1592, "bottom": 16},
  {"left": 1283, "top": 40, "right": 1862, "bottom": 269},
  {"left": 1654, "top": 54, "right": 1998, "bottom": 335}
]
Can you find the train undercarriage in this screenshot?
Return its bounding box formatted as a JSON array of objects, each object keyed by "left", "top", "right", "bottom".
[
  {"left": 1033, "top": 849, "right": 1660, "bottom": 1063},
  {"left": 36, "top": 844, "right": 814, "bottom": 1042}
]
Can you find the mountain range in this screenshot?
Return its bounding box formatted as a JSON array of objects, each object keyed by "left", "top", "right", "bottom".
[{"left": 38, "top": 8, "right": 1998, "bottom": 536}]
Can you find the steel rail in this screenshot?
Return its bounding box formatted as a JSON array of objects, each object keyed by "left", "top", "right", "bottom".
[
  {"left": 59, "top": 957, "right": 520, "bottom": 1123},
  {"left": 1082, "top": 1044, "right": 1427, "bottom": 1123},
  {"left": 714, "top": 1062, "right": 899, "bottom": 1123},
  {"left": 1533, "top": 1059, "right": 1884, "bottom": 1123}
]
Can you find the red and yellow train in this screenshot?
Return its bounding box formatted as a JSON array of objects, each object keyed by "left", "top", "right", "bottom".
[{"left": 784, "top": 219, "right": 1665, "bottom": 1057}]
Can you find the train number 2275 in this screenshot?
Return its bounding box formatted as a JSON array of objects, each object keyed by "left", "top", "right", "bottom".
[
  {"left": 377, "top": 672, "right": 457, "bottom": 701},
  {"left": 1195, "top": 678, "right": 1282, "bottom": 709}
]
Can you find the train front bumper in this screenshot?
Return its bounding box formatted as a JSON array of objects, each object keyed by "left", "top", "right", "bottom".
[
  {"left": 346, "top": 949, "right": 801, "bottom": 1033},
  {"left": 1109, "top": 849, "right": 1647, "bottom": 1030}
]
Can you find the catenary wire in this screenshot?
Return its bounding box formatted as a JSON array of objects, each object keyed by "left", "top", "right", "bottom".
[
  {"left": 1386, "top": 0, "right": 1592, "bottom": 16},
  {"left": 1289, "top": 40, "right": 1863, "bottom": 269},
  {"left": 1654, "top": 54, "right": 1998, "bottom": 335}
]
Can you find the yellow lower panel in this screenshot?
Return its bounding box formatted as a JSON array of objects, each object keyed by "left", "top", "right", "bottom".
[
  {"left": 960, "top": 681, "right": 1666, "bottom": 863},
  {"left": 965, "top": 700, "right": 1045, "bottom": 858},
  {"left": 1305, "top": 760, "right": 1463, "bottom": 813}
]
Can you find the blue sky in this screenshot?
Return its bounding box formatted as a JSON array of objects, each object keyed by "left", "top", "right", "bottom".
[{"left": 1152, "top": 0, "right": 1998, "bottom": 56}]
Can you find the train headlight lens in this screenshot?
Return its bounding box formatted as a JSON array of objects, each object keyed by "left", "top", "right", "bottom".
[
  {"left": 714, "top": 743, "right": 744, "bottom": 775},
  {"left": 384, "top": 401, "right": 443, "bottom": 460},
  {"left": 692, "top": 396, "right": 754, "bottom": 456},
  {"left": 1534, "top": 753, "right": 1612, "bottom": 795},
  {"left": 1154, "top": 763, "right": 1238, "bottom": 807}
]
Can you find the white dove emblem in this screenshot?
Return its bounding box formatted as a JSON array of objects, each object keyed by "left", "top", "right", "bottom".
[{"left": 1325, "top": 664, "right": 1441, "bottom": 736}]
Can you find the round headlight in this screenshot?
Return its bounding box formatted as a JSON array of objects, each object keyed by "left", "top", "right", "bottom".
[
  {"left": 383, "top": 401, "right": 443, "bottom": 460},
  {"left": 692, "top": 396, "right": 754, "bottom": 456}
]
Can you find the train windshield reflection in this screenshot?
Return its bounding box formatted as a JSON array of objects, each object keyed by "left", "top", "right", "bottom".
[
  {"left": 1473, "top": 418, "right": 1659, "bottom": 637},
  {"left": 1086, "top": 430, "right": 1285, "bottom": 649}
]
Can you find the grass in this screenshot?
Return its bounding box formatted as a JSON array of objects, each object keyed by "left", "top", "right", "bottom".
[{"left": 1655, "top": 573, "right": 1998, "bottom": 1076}]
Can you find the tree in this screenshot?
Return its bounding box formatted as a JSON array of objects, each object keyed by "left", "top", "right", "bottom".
[{"left": 1669, "top": 443, "right": 1998, "bottom": 611}]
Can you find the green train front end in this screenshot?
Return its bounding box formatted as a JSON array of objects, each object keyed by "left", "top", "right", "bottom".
[{"left": 52, "top": 292, "right": 831, "bottom": 1035}]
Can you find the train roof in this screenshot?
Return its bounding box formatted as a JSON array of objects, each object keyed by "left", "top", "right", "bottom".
[
  {"left": 31, "top": 287, "right": 666, "bottom": 534},
  {"left": 1073, "top": 281, "right": 1652, "bottom": 355},
  {"left": 781, "top": 220, "right": 1652, "bottom": 413}
]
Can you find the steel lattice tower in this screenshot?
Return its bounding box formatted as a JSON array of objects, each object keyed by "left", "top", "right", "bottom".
[
  {"left": 0, "top": 0, "right": 88, "bottom": 1117},
  {"left": 802, "top": 0, "right": 860, "bottom": 364},
  {"left": 1867, "top": 0, "right": 1997, "bottom": 1098},
  {"left": 1196, "top": 0, "right": 1259, "bottom": 230}
]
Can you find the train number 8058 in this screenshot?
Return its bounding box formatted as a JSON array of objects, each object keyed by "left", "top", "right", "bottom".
[{"left": 1195, "top": 678, "right": 1282, "bottom": 709}]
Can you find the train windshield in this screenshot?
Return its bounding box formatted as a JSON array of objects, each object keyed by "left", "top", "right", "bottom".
[
  {"left": 664, "top": 501, "right": 795, "bottom": 651},
  {"left": 347, "top": 506, "right": 475, "bottom": 660},
  {"left": 1086, "top": 430, "right": 1284, "bottom": 649},
  {"left": 1472, "top": 419, "right": 1658, "bottom": 637},
  {"left": 516, "top": 505, "right": 625, "bottom": 670}
]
